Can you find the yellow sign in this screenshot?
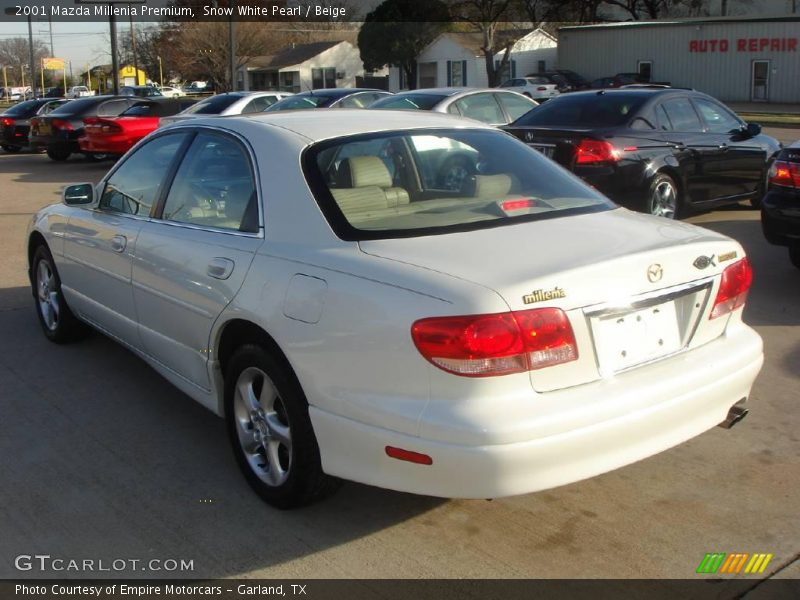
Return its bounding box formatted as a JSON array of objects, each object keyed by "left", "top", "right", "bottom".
[{"left": 43, "top": 57, "right": 65, "bottom": 70}]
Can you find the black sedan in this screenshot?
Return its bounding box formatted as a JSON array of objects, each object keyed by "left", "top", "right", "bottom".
[
  {"left": 0, "top": 99, "right": 69, "bottom": 152},
  {"left": 761, "top": 141, "right": 800, "bottom": 268},
  {"left": 504, "top": 89, "right": 782, "bottom": 219},
  {"left": 29, "top": 95, "right": 141, "bottom": 161}
]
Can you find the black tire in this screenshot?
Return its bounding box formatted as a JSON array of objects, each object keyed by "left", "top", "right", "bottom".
[
  {"left": 1, "top": 144, "right": 21, "bottom": 153},
  {"left": 46, "top": 147, "right": 71, "bottom": 161},
  {"left": 31, "top": 244, "right": 88, "bottom": 343},
  {"left": 224, "top": 344, "right": 338, "bottom": 509},
  {"left": 645, "top": 173, "right": 683, "bottom": 219},
  {"left": 790, "top": 244, "right": 800, "bottom": 270}
]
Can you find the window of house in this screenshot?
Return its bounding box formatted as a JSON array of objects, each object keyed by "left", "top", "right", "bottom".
[
  {"left": 448, "top": 61, "right": 467, "bottom": 86},
  {"left": 312, "top": 68, "right": 336, "bottom": 89}
]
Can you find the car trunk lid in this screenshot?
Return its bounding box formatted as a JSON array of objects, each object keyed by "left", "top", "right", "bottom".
[{"left": 359, "top": 208, "right": 742, "bottom": 392}]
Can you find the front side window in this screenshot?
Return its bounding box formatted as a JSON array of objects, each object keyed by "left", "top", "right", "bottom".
[
  {"left": 692, "top": 98, "right": 743, "bottom": 134},
  {"left": 306, "top": 129, "right": 613, "bottom": 240},
  {"left": 100, "top": 133, "right": 188, "bottom": 216},
  {"left": 161, "top": 133, "right": 257, "bottom": 233}
]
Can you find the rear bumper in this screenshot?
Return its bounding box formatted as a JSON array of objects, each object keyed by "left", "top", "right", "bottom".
[
  {"left": 762, "top": 189, "right": 800, "bottom": 247},
  {"left": 310, "top": 323, "right": 763, "bottom": 499}
]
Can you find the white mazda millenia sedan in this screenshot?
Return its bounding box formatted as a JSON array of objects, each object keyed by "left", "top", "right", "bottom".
[{"left": 27, "top": 110, "right": 763, "bottom": 509}]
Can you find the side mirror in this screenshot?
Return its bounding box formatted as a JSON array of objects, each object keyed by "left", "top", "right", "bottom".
[
  {"left": 746, "top": 122, "right": 761, "bottom": 138},
  {"left": 63, "top": 183, "right": 94, "bottom": 206}
]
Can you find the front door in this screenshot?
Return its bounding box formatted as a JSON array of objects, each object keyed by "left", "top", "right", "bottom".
[
  {"left": 60, "top": 132, "right": 190, "bottom": 345},
  {"left": 751, "top": 60, "right": 769, "bottom": 102}
]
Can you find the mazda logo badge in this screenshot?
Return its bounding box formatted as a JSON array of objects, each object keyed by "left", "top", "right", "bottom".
[{"left": 647, "top": 264, "right": 663, "bottom": 283}]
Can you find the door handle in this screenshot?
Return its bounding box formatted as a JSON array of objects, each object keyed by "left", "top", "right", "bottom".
[
  {"left": 718, "top": 143, "right": 729, "bottom": 151},
  {"left": 207, "top": 257, "right": 235, "bottom": 280},
  {"left": 110, "top": 235, "right": 127, "bottom": 253}
]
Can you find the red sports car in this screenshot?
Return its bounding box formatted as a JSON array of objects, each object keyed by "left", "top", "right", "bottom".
[{"left": 79, "top": 98, "right": 196, "bottom": 158}]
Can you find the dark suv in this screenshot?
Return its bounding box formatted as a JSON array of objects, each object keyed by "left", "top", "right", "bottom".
[{"left": 504, "top": 88, "right": 781, "bottom": 219}]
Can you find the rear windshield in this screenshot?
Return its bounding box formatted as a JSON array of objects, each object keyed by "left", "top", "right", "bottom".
[
  {"left": 304, "top": 129, "right": 613, "bottom": 241},
  {"left": 4, "top": 100, "right": 42, "bottom": 116},
  {"left": 512, "top": 93, "right": 647, "bottom": 127},
  {"left": 266, "top": 95, "right": 336, "bottom": 110},
  {"left": 49, "top": 97, "right": 103, "bottom": 115},
  {"left": 180, "top": 95, "right": 240, "bottom": 115},
  {"left": 370, "top": 95, "right": 448, "bottom": 111}
]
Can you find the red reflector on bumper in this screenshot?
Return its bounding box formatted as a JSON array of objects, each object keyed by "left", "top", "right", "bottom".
[{"left": 385, "top": 446, "right": 433, "bottom": 465}]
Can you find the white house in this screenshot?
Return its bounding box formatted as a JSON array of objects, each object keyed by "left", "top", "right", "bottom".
[
  {"left": 240, "top": 41, "right": 382, "bottom": 93},
  {"left": 388, "top": 28, "right": 558, "bottom": 92}
]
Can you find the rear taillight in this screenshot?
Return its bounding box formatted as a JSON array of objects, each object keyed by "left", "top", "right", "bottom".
[
  {"left": 769, "top": 160, "right": 800, "bottom": 188},
  {"left": 101, "top": 122, "right": 122, "bottom": 133},
  {"left": 575, "top": 139, "right": 619, "bottom": 165},
  {"left": 51, "top": 119, "right": 74, "bottom": 131},
  {"left": 1, "top": 117, "right": 13, "bottom": 127},
  {"left": 411, "top": 307, "right": 578, "bottom": 377},
  {"left": 710, "top": 257, "right": 753, "bottom": 319}
]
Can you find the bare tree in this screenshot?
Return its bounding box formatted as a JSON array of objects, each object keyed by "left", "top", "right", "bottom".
[
  {"left": 447, "top": 0, "right": 527, "bottom": 87},
  {"left": 0, "top": 38, "right": 50, "bottom": 86},
  {"left": 176, "top": 21, "right": 268, "bottom": 90}
]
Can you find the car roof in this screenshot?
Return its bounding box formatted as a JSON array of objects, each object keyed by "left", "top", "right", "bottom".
[
  {"left": 292, "top": 88, "right": 384, "bottom": 98},
  {"left": 170, "top": 109, "right": 494, "bottom": 143}
]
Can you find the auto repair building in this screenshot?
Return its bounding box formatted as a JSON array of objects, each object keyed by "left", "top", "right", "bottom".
[{"left": 557, "top": 16, "right": 800, "bottom": 103}]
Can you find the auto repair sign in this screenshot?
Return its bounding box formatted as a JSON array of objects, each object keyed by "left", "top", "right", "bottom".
[{"left": 689, "top": 37, "right": 798, "bottom": 52}]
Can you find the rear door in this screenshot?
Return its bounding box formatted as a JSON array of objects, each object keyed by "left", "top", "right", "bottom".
[{"left": 132, "top": 130, "right": 263, "bottom": 391}]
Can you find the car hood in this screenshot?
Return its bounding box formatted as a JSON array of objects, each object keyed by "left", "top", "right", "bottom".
[{"left": 358, "top": 207, "right": 738, "bottom": 311}]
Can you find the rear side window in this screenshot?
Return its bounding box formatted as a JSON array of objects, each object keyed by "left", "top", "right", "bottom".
[
  {"left": 161, "top": 133, "right": 257, "bottom": 233},
  {"left": 454, "top": 93, "right": 506, "bottom": 125},
  {"left": 496, "top": 93, "right": 536, "bottom": 122},
  {"left": 659, "top": 98, "right": 702, "bottom": 132},
  {"left": 100, "top": 133, "right": 189, "bottom": 216}
]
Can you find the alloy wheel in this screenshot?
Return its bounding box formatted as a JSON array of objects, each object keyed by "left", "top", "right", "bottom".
[
  {"left": 36, "top": 260, "right": 60, "bottom": 331},
  {"left": 650, "top": 180, "right": 677, "bottom": 219},
  {"left": 233, "top": 367, "right": 292, "bottom": 487}
]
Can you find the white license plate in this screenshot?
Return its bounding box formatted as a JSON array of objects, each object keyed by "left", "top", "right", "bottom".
[
  {"left": 593, "top": 300, "right": 682, "bottom": 373},
  {"left": 529, "top": 144, "right": 555, "bottom": 159}
]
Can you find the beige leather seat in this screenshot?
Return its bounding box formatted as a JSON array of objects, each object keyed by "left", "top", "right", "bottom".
[{"left": 330, "top": 157, "right": 410, "bottom": 217}]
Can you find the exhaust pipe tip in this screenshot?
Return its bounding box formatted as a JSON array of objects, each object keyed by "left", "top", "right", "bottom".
[{"left": 719, "top": 400, "right": 749, "bottom": 429}]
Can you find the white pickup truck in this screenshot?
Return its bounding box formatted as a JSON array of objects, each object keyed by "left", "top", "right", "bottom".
[{"left": 66, "top": 86, "right": 96, "bottom": 99}]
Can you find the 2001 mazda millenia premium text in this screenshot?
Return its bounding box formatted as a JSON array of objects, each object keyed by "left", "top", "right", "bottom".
[{"left": 27, "top": 110, "right": 763, "bottom": 508}]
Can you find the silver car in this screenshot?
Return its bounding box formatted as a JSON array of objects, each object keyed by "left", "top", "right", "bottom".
[
  {"left": 160, "top": 91, "right": 293, "bottom": 126},
  {"left": 369, "top": 87, "right": 538, "bottom": 126}
]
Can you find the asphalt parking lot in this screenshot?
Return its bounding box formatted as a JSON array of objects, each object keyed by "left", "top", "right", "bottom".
[{"left": 0, "top": 127, "right": 797, "bottom": 589}]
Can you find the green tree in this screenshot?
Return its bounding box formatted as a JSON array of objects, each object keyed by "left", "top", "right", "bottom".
[{"left": 357, "top": 0, "right": 450, "bottom": 90}]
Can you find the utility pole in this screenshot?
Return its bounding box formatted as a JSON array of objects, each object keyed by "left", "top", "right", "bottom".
[
  {"left": 229, "top": 0, "right": 237, "bottom": 91},
  {"left": 110, "top": 14, "right": 119, "bottom": 94},
  {"left": 129, "top": 9, "right": 139, "bottom": 84},
  {"left": 27, "top": 14, "right": 37, "bottom": 97},
  {"left": 48, "top": 15, "right": 55, "bottom": 56}
]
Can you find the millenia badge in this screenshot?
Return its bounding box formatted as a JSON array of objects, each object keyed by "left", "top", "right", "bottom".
[
  {"left": 696, "top": 552, "right": 773, "bottom": 575},
  {"left": 522, "top": 287, "right": 566, "bottom": 305}
]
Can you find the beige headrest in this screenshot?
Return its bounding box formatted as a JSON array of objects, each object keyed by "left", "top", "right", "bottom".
[
  {"left": 473, "top": 174, "right": 513, "bottom": 198},
  {"left": 346, "top": 156, "right": 393, "bottom": 188}
]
